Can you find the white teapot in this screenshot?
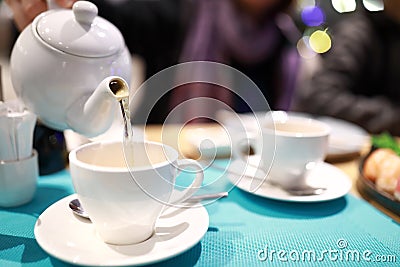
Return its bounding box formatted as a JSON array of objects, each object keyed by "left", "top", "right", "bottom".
[{"left": 10, "top": 1, "right": 132, "bottom": 137}]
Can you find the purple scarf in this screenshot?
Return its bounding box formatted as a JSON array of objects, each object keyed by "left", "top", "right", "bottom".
[
  {"left": 171, "top": 0, "right": 300, "bottom": 122},
  {"left": 180, "top": 0, "right": 281, "bottom": 64}
]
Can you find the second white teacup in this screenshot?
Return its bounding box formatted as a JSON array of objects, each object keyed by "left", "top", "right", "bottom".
[
  {"left": 235, "top": 112, "right": 330, "bottom": 188},
  {"left": 69, "top": 140, "right": 204, "bottom": 245},
  {"left": 0, "top": 151, "right": 38, "bottom": 207}
]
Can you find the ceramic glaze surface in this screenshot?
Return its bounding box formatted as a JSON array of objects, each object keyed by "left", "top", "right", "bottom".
[
  {"left": 235, "top": 113, "right": 330, "bottom": 188},
  {"left": 10, "top": 1, "right": 132, "bottom": 136},
  {"left": 69, "top": 141, "right": 204, "bottom": 245}
]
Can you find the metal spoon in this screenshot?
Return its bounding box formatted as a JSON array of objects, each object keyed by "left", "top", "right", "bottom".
[
  {"left": 69, "top": 198, "right": 89, "bottom": 219},
  {"left": 69, "top": 192, "right": 229, "bottom": 220},
  {"left": 280, "top": 186, "right": 326, "bottom": 196},
  {"left": 266, "top": 181, "right": 326, "bottom": 196},
  {"left": 203, "top": 162, "right": 326, "bottom": 196}
]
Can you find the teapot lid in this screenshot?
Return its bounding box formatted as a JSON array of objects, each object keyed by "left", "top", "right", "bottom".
[{"left": 35, "top": 1, "right": 124, "bottom": 57}]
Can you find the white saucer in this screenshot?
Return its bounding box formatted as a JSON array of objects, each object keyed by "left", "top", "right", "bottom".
[
  {"left": 227, "top": 159, "right": 352, "bottom": 202},
  {"left": 34, "top": 194, "right": 209, "bottom": 266}
]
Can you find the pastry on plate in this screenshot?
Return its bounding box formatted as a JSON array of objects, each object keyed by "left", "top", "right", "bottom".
[{"left": 363, "top": 148, "right": 400, "bottom": 194}]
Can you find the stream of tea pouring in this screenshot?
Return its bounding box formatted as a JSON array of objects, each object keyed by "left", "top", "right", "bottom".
[
  {"left": 108, "top": 79, "right": 135, "bottom": 165},
  {"left": 109, "top": 79, "right": 132, "bottom": 139}
]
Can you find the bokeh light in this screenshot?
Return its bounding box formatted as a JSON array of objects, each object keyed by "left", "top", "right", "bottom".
[
  {"left": 297, "top": 36, "right": 317, "bottom": 59},
  {"left": 301, "top": 6, "right": 325, "bottom": 27},
  {"left": 363, "top": 0, "right": 384, "bottom": 11},
  {"left": 309, "top": 29, "right": 332, "bottom": 54},
  {"left": 296, "top": 0, "right": 316, "bottom": 12},
  {"left": 331, "top": 0, "right": 356, "bottom": 13}
]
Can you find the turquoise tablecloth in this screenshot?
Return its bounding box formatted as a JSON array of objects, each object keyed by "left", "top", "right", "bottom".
[{"left": 0, "top": 159, "right": 399, "bottom": 267}]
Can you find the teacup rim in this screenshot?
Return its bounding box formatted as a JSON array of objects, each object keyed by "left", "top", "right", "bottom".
[
  {"left": 263, "top": 116, "right": 331, "bottom": 138},
  {"left": 69, "top": 140, "right": 178, "bottom": 172},
  {"left": 0, "top": 150, "right": 38, "bottom": 165}
]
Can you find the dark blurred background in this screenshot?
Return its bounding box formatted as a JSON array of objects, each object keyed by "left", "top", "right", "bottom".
[{"left": 0, "top": 0, "right": 384, "bottom": 99}]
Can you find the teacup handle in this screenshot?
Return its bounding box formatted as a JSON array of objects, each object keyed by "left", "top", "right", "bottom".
[
  {"left": 168, "top": 159, "right": 204, "bottom": 204},
  {"left": 232, "top": 136, "right": 270, "bottom": 174},
  {"left": 232, "top": 136, "right": 258, "bottom": 161}
]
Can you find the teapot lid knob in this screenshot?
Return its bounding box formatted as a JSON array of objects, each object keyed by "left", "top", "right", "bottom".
[
  {"left": 35, "top": 0, "right": 125, "bottom": 57},
  {"left": 73, "top": 1, "right": 98, "bottom": 24}
]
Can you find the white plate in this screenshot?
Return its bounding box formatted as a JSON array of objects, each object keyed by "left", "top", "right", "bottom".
[
  {"left": 185, "top": 127, "right": 232, "bottom": 158},
  {"left": 227, "top": 159, "right": 352, "bottom": 202},
  {"left": 317, "top": 116, "right": 369, "bottom": 156},
  {"left": 34, "top": 195, "right": 209, "bottom": 266}
]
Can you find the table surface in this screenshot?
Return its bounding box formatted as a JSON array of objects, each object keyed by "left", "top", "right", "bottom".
[
  {"left": 145, "top": 124, "right": 400, "bottom": 222},
  {"left": 0, "top": 123, "right": 399, "bottom": 267}
]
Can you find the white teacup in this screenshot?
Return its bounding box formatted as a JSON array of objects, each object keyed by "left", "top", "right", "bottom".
[
  {"left": 69, "top": 140, "right": 204, "bottom": 245},
  {"left": 0, "top": 151, "right": 38, "bottom": 207},
  {"left": 235, "top": 112, "right": 330, "bottom": 188}
]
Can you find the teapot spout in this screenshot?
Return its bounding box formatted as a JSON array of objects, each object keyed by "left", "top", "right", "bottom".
[{"left": 66, "top": 76, "right": 129, "bottom": 137}]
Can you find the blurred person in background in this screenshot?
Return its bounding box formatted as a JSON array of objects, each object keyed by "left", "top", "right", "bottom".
[
  {"left": 292, "top": 0, "right": 400, "bottom": 135},
  {"left": 6, "top": 0, "right": 300, "bottom": 123}
]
